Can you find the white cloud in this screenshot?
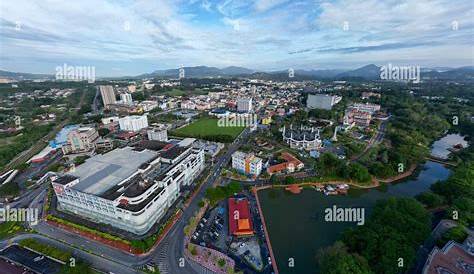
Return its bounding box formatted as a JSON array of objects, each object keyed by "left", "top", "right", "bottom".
[
  {"left": 254, "top": 0, "right": 289, "bottom": 12},
  {"left": 0, "top": 0, "right": 472, "bottom": 75}
]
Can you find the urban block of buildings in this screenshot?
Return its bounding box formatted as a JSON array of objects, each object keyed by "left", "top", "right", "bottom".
[{"left": 51, "top": 141, "right": 205, "bottom": 235}]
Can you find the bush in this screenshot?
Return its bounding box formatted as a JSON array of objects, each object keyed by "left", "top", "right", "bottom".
[
  {"left": 205, "top": 181, "right": 242, "bottom": 206},
  {"left": 415, "top": 191, "right": 446, "bottom": 208},
  {"left": 19, "top": 239, "right": 71, "bottom": 262},
  {"left": 437, "top": 226, "right": 468, "bottom": 247},
  {"left": 218, "top": 258, "right": 226, "bottom": 268}
]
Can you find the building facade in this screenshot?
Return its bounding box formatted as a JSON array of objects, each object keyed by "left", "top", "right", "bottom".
[
  {"left": 119, "top": 115, "right": 148, "bottom": 132},
  {"left": 62, "top": 127, "right": 99, "bottom": 154},
  {"left": 99, "top": 85, "right": 116, "bottom": 108},
  {"left": 232, "top": 151, "right": 262, "bottom": 176},
  {"left": 147, "top": 127, "right": 168, "bottom": 142},
  {"left": 120, "top": 93, "right": 133, "bottom": 105},
  {"left": 237, "top": 98, "right": 253, "bottom": 113},
  {"left": 282, "top": 124, "right": 322, "bottom": 150}
]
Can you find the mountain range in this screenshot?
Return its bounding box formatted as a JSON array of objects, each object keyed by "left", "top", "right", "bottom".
[{"left": 1, "top": 65, "right": 473, "bottom": 81}]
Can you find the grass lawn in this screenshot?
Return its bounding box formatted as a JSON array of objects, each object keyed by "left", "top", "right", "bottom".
[
  {"left": 0, "top": 221, "right": 24, "bottom": 240},
  {"left": 0, "top": 135, "right": 18, "bottom": 146},
  {"left": 171, "top": 117, "right": 244, "bottom": 142},
  {"left": 19, "top": 238, "right": 71, "bottom": 262},
  {"left": 160, "top": 88, "right": 208, "bottom": 96}
]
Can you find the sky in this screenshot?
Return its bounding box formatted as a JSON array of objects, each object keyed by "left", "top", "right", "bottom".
[{"left": 0, "top": 0, "right": 473, "bottom": 77}]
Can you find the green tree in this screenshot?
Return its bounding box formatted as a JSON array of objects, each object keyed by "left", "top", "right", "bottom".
[
  {"left": 98, "top": 127, "right": 110, "bottom": 136},
  {"left": 415, "top": 192, "right": 446, "bottom": 208},
  {"left": 342, "top": 198, "right": 431, "bottom": 274},
  {"left": 317, "top": 241, "right": 372, "bottom": 274}
]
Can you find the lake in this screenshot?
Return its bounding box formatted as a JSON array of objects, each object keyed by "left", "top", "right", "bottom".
[{"left": 259, "top": 161, "right": 452, "bottom": 273}]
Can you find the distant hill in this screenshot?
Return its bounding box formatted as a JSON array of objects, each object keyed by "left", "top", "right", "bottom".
[
  {"left": 0, "top": 70, "right": 53, "bottom": 80},
  {"left": 422, "top": 66, "right": 474, "bottom": 80},
  {"left": 2, "top": 64, "right": 473, "bottom": 82},
  {"left": 336, "top": 64, "right": 381, "bottom": 80},
  {"left": 139, "top": 66, "right": 254, "bottom": 78}
]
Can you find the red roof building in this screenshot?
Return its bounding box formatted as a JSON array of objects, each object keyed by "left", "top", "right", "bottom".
[
  {"left": 228, "top": 198, "right": 254, "bottom": 237},
  {"left": 267, "top": 152, "right": 304, "bottom": 175},
  {"left": 422, "top": 237, "right": 474, "bottom": 274}
]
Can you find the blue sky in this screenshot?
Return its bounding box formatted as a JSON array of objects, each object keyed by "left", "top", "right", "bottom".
[{"left": 0, "top": 0, "right": 473, "bottom": 76}]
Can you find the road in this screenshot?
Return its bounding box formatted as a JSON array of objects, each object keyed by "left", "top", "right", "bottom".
[
  {"left": 152, "top": 128, "right": 250, "bottom": 274},
  {"left": 351, "top": 118, "right": 388, "bottom": 162},
  {"left": 0, "top": 233, "right": 140, "bottom": 274},
  {"left": 91, "top": 86, "right": 101, "bottom": 114}
]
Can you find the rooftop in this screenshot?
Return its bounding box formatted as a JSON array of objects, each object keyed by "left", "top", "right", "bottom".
[
  {"left": 69, "top": 147, "right": 158, "bottom": 195},
  {"left": 228, "top": 197, "right": 254, "bottom": 237}
]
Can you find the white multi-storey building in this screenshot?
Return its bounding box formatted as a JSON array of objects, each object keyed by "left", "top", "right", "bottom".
[
  {"left": 232, "top": 151, "right": 262, "bottom": 176},
  {"left": 119, "top": 115, "right": 148, "bottom": 132},
  {"left": 99, "top": 85, "right": 116, "bottom": 108},
  {"left": 352, "top": 103, "right": 381, "bottom": 114},
  {"left": 147, "top": 127, "right": 168, "bottom": 142},
  {"left": 120, "top": 93, "right": 133, "bottom": 105},
  {"left": 51, "top": 144, "right": 205, "bottom": 235},
  {"left": 282, "top": 124, "right": 322, "bottom": 151},
  {"left": 237, "top": 98, "right": 253, "bottom": 113}
]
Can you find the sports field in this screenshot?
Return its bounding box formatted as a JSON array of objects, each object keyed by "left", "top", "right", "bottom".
[{"left": 171, "top": 117, "right": 244, "bottom": 142}]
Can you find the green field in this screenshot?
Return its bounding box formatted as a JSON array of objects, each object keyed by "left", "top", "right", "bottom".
[
  {"left": 171, "top": 117, "right": 244, "bottom": 143},
  {"left": 160, "top": 88, "right": 208, "bottom": 96}
]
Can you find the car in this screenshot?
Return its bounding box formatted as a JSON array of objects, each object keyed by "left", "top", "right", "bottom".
[
  {"left": 213, "top": 231, "right": 219, "bottom": 238},
  {"left": 199, "top": 222, "right": 204, "bottom": 228},
  {"left": 268, "top": 257, "right": 272, "bottom": 265},
  {"left": 239, "top": 242, "right": 246, "bottom": 248}
]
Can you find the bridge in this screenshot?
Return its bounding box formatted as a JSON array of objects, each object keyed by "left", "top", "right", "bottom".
[{"left": 425, "top": 156, "right": 458, "bottom": 167}]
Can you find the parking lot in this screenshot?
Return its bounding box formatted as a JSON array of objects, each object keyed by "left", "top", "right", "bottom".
[
  {"left": 0, "top": 245, "right": 63, "bottom": 274},
  {"left": 191, "top": 203, "right": 229, "bottom": 252},
  {"left": 190, "top": 192, "right": 275, "bottom": 273}
]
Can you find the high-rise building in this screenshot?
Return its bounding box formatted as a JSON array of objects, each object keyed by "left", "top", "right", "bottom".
[
  {"left": 237, "top": 98, "right": 253, "bottom": 113},
  {"left": 99, "top": 85, "right": 116, "bottom": 108},
  {"left": 119, "top": 115, "right": 148, "bottom": 132},
  {"left": 307, "top": 94, "right": 342, "bottom": 110},
  {"left": 120, "top": 93, "right": 133, "bottom": 105},
  {"left": 147, "top": 127, "right": 168, "bottom": 142}
]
